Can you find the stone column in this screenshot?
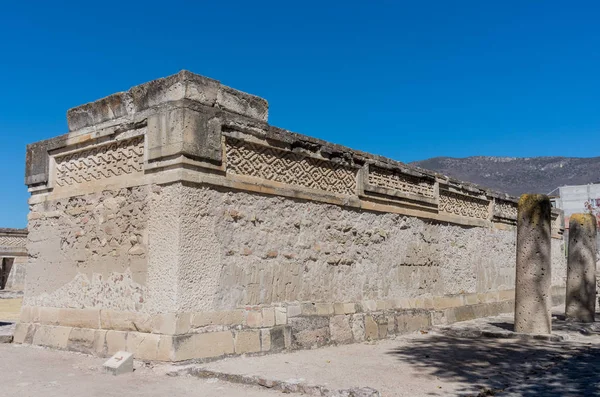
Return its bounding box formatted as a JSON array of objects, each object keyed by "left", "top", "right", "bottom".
[
  {"left": 565, "top": 213, "right": 597, "bottom": 322},
  {"left": 514, "top": 194, "right": 552, "bottom": 334}
]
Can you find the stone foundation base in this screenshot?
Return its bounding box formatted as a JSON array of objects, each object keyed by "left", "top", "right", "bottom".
[{"left": 14, "top": 287, "right": 566, "bottom": 362}]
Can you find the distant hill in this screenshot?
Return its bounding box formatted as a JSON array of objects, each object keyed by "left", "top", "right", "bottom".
[{"left": 410, "top": 156, "right": 600, "bottom": 196}]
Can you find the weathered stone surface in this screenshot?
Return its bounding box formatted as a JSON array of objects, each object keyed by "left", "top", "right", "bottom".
[
  {"left": 351, "top": 314, "right": 365, "bottom": 341},
  {"left": 100, "top": 310, "right": 152, "bottom": 332},
  {"left": 260, "top": 329, "right": 271, "bottom": 352},
  {"left": 515, "top": 194, "right": 552, "bottom": 334},
  {"left": 32, "top": 324, "right": 71, "bottom": 349},
  {"left": 146, "top": 107, "right": 222, "bottom": 163},
  {"left": 269, "top": 326, "right": 291, "bottom": 352},
  {"left": 25, "top": 187, "right": 150, "bottom": 311},
  {"left": 171, "top": 331, "right": 234, "bottom": 361},
  {"left": 67, "top": 327, "right": 97, "bottom": 353},
  {"left": 67, "top": 70, "right": 269, "bottom": 132},
  {"left": 191, "top": 310, "right": 244, "bottom": 328},
  {"left": 364, "top": 315, "right": 379, "bottom": 340},
  {"left": 127, "top": 332, "right": 161, "bottom": 360},
  {"left": 234, "top": 330, "right": 261, "bottom": 354},
  {"left": 565, "top": 213, "right": 597, "bottom": 322},
  {"left": 58, "top": 308, "right": 100, "bottom": 329},
  {"left": 289, "top": 317, "right": 329, "bottom": 349},
  {"left": 274, "top": 307, "right": 287, "bottom": 325},
  {"left": 151, "top": 313, "right": 191, "bottom": 335},
  {"left": 329, "top": 315, "right": 353, "bottom": 344},
  {"left": 105, "top": 330, "right": 128, "bottom": 355},
  {"left": 12, "top": 323, "right": 35, "bottom": 344},
  {"left": 333, "top": 303, "right": 356, "bottom": 315},
  {"left": 396, "top": 311, "right": 431, "bottom": 333}
]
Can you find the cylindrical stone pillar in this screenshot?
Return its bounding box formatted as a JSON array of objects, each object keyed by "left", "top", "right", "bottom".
[
  {"left": 565, "top": 213, "right": 597, "bottom": 322},
  {"left": 515, "top": 194, "right": 552, "bottom": 334}
]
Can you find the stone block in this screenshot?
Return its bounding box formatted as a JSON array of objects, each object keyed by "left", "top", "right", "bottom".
[
  {"left": 19, "top": 306, "right": 32, "bottom": 323},
  {"left": 58, "top": 308, "right": 100, "bottom": 329},
  {"left": 270, "top": 326, "right": 291, "bottom": 352},
  {"left": 234, "top": 330, "right": 261, "bottom": 354},
  {"left": 364, "top": 316, "right": 378, "bottom": 340},
  {"left": 287, "top": 305, "right": 302, "bottom": 318},
  {"left": 450, "top": 305, "right": 476, "bottom": 322},
  {"left": 260, "top": 329, "right": 271, "bottom": 352},
  {"left": 351, "top": 314, "right": 365, "bottom": 342},
  {"left": 433, "top": 295, "right": 464, "bottom": 310},
  {"left": 261, "top": 308, "right": 276, "bottom": 327},
  {"left": 333, "top": 303, "right": 356, "bottom": 315},
  {"left": 315, "top": 304, "right": 334, "bottom": 316},
  {"left": 65, "top": 71, "right": 268, "bottom": 132},
  {"left": 172, "top": 331, "right": 234, "bottom": 361},
  {"left": 301, "top": 303, "right": 317, "bottom": 316},
  {"left": 126, "top": 332, "right": 161, "bottom": 361},
  {"left": 13, "top": 323, "right": 36, "bottom": 344},
  {"left": 464, "top": 294, "right": 479, "bottom": 306},
  {"left": 498, "top": 289, "right": 515, "bottom": 302},
  {"left": 33, "top": 325, "right": 72, "bottom": 349},
  {"left": 430, "top": 311, "right": 448, "bottom": 326},
  {"left": 100, "top": 310, "right": 152, "bottom": 332},
  {"left": 67, "top": 327, "right": 96, "bottom": 353},
  {"left": 217, "top": 84, "right": 269, "bottom": 122},
  {"left": 387, "top": 315, "right": 396, "bottom": 334},
  {"left": 147, "top": 107, "right": 222, "bottom": 163},
  {"left": 245, "top": 310, "right": 263, "bottom": 328},
  {"left": 157, "top": 335, "right": 174, "bottom": 361},
  {"left": 397, "top": 312, "right": 430, "bottom": 333},
  {"left": 359, "top": 300, "right": 377, "bottom": 312},
  {"left": 289, "top": 317, "right": 330, "bottom": 349},
  {"left": 103, "top": 351, "right": 134, "bottom": 376},
  {"left": 36, "top": 307, "right": 60, "bottom": 325},
  {"left": 151, "top": 313, "right": 190, "bottom": 335},
  {"left": 93, "top": 330, "right": 108, "bottom": 356},
  {"left": 191, "top": 310, "right": 244, "bottom": 327},
  {"left": 413, "top": 297, "right": 434, "bottom": 309},
  {"left": 105, "top": 331, "right": 128, "bottom": 355},
  {"left": 330, "top": 315, "right": 353, "bottom": 344},
  {"left": 170, "top": 334, "right": 195, "bottom": 362},
  {"left": 274, "top": 307, "right": 287, "bottom": 325}
]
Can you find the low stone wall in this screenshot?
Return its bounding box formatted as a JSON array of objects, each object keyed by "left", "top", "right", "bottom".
[
  {"left": 13, "top": 287, "right": 567, "bottom": 361},
  {"left": 19, "top": 71, "right": 567, "bottom": 361}
]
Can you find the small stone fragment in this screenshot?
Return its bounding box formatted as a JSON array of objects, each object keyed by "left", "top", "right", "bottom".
[{"left": 103, "top": 351, "right": 134, "bottom": 376}]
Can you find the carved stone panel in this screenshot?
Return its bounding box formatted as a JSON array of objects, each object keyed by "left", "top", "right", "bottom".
[
  {"left": 54, "top": 136, "right": 144, "bottom": 187},
  {"left": 494, "top": 200, "right": 518, "bottom": 220},
  {"left": 226, "top": 139, "right": 357, "bottom": 195},
  {"left": 367, "top": 166, "right": 435, "bottom": 199},
  {"left": 0, "top": 235, "right": 26, "bottom": 248},
  {"left": 439, "top": 190, "right": 490, "bottom": 219}
]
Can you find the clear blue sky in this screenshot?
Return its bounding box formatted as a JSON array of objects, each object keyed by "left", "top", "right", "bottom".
[{"left": 1, "top": 1, "right": 599, "bottom": 228}]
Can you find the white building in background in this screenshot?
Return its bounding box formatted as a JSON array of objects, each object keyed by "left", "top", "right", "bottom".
[{"left": 550, "top": 183, "right": 600, "bottom": 230}]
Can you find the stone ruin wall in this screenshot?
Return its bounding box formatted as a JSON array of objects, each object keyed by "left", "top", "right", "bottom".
[
  {"left": 16, "top": 71, "right": 567, "bottom": 361},
  {"left": 0, "top": 228, "right": 28, "bottom": 291}
]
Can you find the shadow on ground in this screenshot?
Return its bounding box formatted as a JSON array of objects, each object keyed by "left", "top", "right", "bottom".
[
  {"left": 490, "top": 312, "right": 600, "bottom": 336},
  {"left": 387, "top": 334, "right": 600, "bottom": 396}
]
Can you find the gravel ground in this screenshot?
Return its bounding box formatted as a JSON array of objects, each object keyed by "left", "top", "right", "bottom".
[{"left": 0, "top": 344, "right": 282, "bottom": 397}]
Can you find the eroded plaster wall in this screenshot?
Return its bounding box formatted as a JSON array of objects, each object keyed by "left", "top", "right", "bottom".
[{"left": 24, "top": 187, "right": 150, "bottom": 310}]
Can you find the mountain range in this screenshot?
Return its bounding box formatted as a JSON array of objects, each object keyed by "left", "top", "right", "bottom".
[{"left": 410, "top": 156, "right": 600, "bottom": 196}]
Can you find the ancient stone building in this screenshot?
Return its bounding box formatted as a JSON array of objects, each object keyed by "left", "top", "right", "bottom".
[
  {"left": 17, "top": 71, "right": 567, "bottom": 360},
  {"left": 0, "top": 228, "right": 27, "bottom": 291}
]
